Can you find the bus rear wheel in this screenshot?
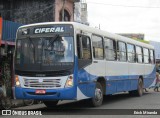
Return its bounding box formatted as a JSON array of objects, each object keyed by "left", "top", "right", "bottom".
[
  {"left": 136, "top": 79, "right": 143, "bottom": 96},
  {"left": 129, "top": 79, "right": 143, "bottom": 97},
  {"left": 89, "top": 82, "right": 103, "bottom": 107},
  {"left": 43, "top": 100, "right": 58, "bottom": 108}
]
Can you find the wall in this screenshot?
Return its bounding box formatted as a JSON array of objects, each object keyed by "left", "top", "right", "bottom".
[
  {"left": 74, "top": 2, "right": 81, "bottom": 22},
  {"left": 2, "top": 19, "right": 22, "bottom": 43},
  {"left": 0, "top": 0, "right": 80, "bottom": 23},
  {"left": 0, "top": 0, "right": 55, "bottom": 24},
  {"left": 55, "top": 0, "right": 74, "bottom": 21}
]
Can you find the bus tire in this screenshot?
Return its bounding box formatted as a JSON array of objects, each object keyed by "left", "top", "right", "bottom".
[
  {"left": 23, "top": 99, "right": 34, "bottom": 106},
  {"left": 1, "top": 97, "right": 12, "bottom": 110},
  {"left": 136, "top": 79, "right": 143, "bottom": 96},
  {"left": 43, "top": 100, "right": 58, "bottom": 108},
  {"left": 89, "top": 82, "right": 103, "bottom": 107},
  {"left": 129, "top": 90, "right": 135, "bottom": 96}
]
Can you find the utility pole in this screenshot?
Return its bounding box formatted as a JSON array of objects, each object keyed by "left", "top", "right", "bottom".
[
  {"left": 62, "top": 0, "right": 66, "bottom": 21},
  {"left": 99, "top": 24, "right": 101, "bottom": 29}
]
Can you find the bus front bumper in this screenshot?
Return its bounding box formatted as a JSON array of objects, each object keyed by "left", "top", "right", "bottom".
[{"left": 15, "top": 87, "right": 76, "bottom": 100}]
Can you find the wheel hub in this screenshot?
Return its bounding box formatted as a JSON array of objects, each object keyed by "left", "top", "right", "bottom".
[{"left": 95, "top": 88, "right": 102, "bottom": 102}]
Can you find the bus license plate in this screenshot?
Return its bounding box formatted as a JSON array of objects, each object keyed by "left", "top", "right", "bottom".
[{"left": 35, "top": 90, "right": 46, "bottom": 94}]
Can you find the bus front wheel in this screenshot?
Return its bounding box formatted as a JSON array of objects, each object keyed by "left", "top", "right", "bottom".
[
  {"left": 43, "top": 100, "right": 58, "bottom": 108},
  {"left": 89, "top": 82, "right": 103, "bottom": 107}
]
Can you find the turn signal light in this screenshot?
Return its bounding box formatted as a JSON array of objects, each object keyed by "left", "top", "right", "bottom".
[{"left": 15, "top": 75, "right": 21, "bottom": 87}]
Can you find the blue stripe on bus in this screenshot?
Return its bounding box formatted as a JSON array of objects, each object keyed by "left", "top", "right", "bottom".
[{"left": 77, "top": 66, "right": 156, "bottom": 97}]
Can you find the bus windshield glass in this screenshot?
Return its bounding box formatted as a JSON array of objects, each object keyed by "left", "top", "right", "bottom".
[{"left": 15, "top": 35, "right": 74, "bottom": 71}]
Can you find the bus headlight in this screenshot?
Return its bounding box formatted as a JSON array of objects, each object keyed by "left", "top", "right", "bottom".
[
  {"left": 15, "top": 75, "right": 21, "bottom": 87},
  {"left": 65, "top": 76, "right": 73, "bottom": 87}
]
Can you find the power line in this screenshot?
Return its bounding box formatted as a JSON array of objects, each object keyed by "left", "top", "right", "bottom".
[{"left": 87, "top": 2, "right": 160, "bottom": 9}]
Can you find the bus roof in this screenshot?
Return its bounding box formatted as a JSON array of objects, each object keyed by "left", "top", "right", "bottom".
[{"left": 19, "top": 22, "right": 154, "bottom": 50}]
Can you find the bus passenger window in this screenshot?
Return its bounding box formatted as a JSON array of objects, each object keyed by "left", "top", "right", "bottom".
[
  {"left": 104, "top": 38, "right": 116, "bottom": 60},
  {"left": 127, "top": 44, "right": 136, "bottom": 63},
  {"left": 143, "top": 48, "right": 149, "bottom": 64},
  {"left": 136, "top": 46, "right": 143, "bottom": 63},
  {"left": 150, "top": 50, "right": 155, "bottom": 64},
  {"left": 117, "top": 42, "right": 127, "bottom": 61},
  {"left": 92, "top": 35, "right": 104, "bottom": 59},
  {"left": 77, "top": 35, "right": 91, "bottom": 60}
]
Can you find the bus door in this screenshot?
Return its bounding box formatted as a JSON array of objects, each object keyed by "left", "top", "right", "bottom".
[{"left": 76, "top": 34, "right": 94, "bottom": 99}]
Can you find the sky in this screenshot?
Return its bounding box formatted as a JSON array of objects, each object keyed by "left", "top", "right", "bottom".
[{"left": 86, "top": 0, "right": 160, "bottom": 42}]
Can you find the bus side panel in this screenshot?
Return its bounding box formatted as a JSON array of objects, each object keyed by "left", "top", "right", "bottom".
[
  {"left": 106, "top": 81, "right": 117, "bottom": 94},
  {"left": 106, "top": 61, "right": 129, "bottom": 94},
  {"left": 89, "top": 60, "right": 106, "bottom": 78},
  {"left": 128, "top": 63, "right": 144, "bottom": 90},
  {"left": 130, "top": 79, "right": 138, "bottom": 90},
  {"left": 76, "top": 67, "right": 96, "bottom": 100},
  {"left": 76, "top": 62, "right": 155, "bottom": 98},
  {"left": 77, "top": 59, "right": 106, "bottom": 98},
  {"left": 144, "top": 65, "right": 156, "bottom": 88},
  {"left": 106, "top": 77, "right": 131, "bottom": 94},
  {"left": 116, "top": 77, "right": 130, "bottom": 92},
  {"left": 77, "top": 82, "right": 95, "bottom": 99}
]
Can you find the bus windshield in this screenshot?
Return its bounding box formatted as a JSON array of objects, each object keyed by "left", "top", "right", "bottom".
[{"left": 15, "top": 35, "right": 74, "bottom": 71}]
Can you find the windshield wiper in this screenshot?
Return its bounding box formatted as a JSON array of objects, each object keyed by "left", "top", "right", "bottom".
[
  {"left": 46, "top": 34, "right": 62, "bottom": 50},
  {"left": 28, "top": 37, "right": 36, "bottom": 63}
]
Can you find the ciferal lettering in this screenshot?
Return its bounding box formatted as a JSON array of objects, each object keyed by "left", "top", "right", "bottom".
[{"left": 35, "top": 27, "right": 64, "bottom": 34}]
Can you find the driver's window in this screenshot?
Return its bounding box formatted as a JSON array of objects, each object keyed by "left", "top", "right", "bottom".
[{"left": 77, "top": 34, "right": 91, "bottom": 60}]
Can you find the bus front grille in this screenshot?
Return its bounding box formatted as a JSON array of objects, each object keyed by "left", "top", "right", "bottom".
[{"left": 23, "top": 78, "right": 61, "bottom": 88}]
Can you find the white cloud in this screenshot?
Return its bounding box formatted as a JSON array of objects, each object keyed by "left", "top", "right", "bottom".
[{"left": 86, "top": 0, "right": 160, "bottom": 41}]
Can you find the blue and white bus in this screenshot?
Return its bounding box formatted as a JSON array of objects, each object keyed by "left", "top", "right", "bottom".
[{"left": 14, "top": 22, "right": 156, "bottom": 107}]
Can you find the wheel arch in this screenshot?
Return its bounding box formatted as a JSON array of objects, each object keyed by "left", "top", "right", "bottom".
[
  {"left": 96, "top": 77, "right": 106, "bottom": 95},
  {"left": 139, "top": 75, "right": 144, "bottom": 83}
]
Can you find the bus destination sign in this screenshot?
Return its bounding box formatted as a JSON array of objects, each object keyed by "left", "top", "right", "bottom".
[{"left": 34, "top": 27, "right": 65, "bottom": 34}]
